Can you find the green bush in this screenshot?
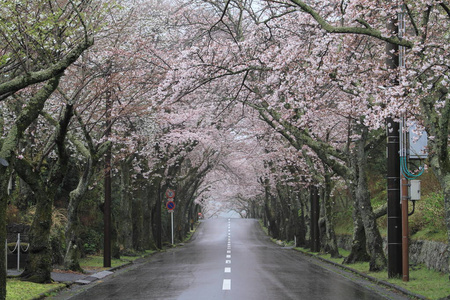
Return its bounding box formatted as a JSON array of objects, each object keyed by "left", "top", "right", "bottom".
[
  {"left": 422, "top": 192, "right": 445, "bottom": 229},
  {"left": 80, "top": 228, "right": 102, "bottom": 255},
  {"left": 409, "top": 191, "right": 446, "bottom": 241}
]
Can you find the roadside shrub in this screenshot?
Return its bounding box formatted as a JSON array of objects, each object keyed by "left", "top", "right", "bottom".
[
  {"left": 6, "top": 204, "right": 21, "bottom": 224},
  {"left": 409, "top": 191, "right": 446, "bottom": 240},
  {"left": 421, "top": 192, "right": 445, "bottom": 230},
  {"left": 80, "top": 228, "right": 102, "bottom": 256}
]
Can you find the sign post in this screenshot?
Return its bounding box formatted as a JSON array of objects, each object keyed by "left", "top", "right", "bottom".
[
  {"left": 170, "top": 210, "right": 174, "bottom": 245},
  {"left": 166, "top": 201, "right": 175, "bottom": 245},
  {"left": 166, "top": 189, "right": 176, "bottom": 245}
]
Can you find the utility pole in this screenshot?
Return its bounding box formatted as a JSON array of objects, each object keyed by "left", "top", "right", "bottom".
[
  {"left": 401, "top": 168, "right": 409, "bottom": 281},
  {"left": 386, "top": 10, "right": 402, "bottom": 278},
  {"left": 104, "top": 91, "right": 112, "bottom": 268},
  {"left": 398, "top": 8, "right": 410, "bottom": 282}
]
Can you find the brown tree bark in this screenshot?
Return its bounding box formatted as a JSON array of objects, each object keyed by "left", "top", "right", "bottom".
[{"left": 355, "top": 126, "right": 386, "bottom": 271}]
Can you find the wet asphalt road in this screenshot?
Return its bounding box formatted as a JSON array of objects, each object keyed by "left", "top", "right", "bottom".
[{"left": 59, "top": 218, "right": 409, "bottom": 300}]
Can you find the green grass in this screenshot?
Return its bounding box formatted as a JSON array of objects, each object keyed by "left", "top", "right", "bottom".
[
  {"left": 6, "top": 279, "right": 65, "bottom": 300},
  {"left": 6, "top": 250, "right": 156, "bottom": 300},
  {"left": 411, "top": 228, "right": 448, "bottom": 243},
  {"left": 296, "top": 247, "right": 450, "bottom": 300},
  {"left": 79, "top": 250, "right": 155, "bottom": 270},
  {"left": 5, "top": 221, "right": 199, "bottom": 300}
]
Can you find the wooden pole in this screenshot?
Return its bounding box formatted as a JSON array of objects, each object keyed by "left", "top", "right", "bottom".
[
  {"left": 401, "top": 173, "right": 409, "bottom": 281},
  {"left": 103, "top": 91, "right": 112, "bottom": 268}
]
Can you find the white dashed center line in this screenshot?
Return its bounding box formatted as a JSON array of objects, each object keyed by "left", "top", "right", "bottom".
[
  {"left": 223, "top": 219, "right": 232, "bottom": 291},
  {"left": 222, "top": 279, "right": 231, "bottom": 290}
]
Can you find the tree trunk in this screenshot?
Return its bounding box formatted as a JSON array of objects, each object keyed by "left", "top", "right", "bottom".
[
  {"left": 16, "top": 79, "right": 62, "bottom": 283},
  {"left": 296, "top": 191, "right": 307, "bottom": 247},
  {"left": 355, "top": 127, "right": 386, "bottom": 271},
  {"left": 154, "top": 185, "right": 163, "bottom": 249},
  {"left": 0, "top": 37, "right": 91, "bottom": 296},
  {"left": 267, "top": 191, "right": 280, "bottom": 239},
  {"left": 310, "top": 186, "right": 320, "bottom": 252},
  {"left": 264, "top": 184, "right": 279, "bottom": 239},
  {"left": 63, "top": 211, "right": 82, "bottom": 272},
  {"left": 0, "top": 108, "right": 8, "bottom": 299},
  {"left": 320, "top": 176, "right": 340, "bottom": 258},
  {"left": 143, "top": 184, "right": 156, "bottom": 250},
  {"left": 133, "top": 186, "right": 145, "bottom": 252},
  {"left": 111, "top": 210, "right": 121, "bottom": 259},
  {"left": 343, "top": 204, "right": 371, "bottom": 264},
  {"left": 119, "top": 159, "right": 133, "bottom": 254},
  {"left": 64, "top": 202, "right": 82, "bottom": 272},
  {"left": 64, "top": 158, "right": 93, "bottom": 272},
  {"left": 21, "top": 190, "right": 53, "bottom": 283},
  {"left": 0, "top": 168, "right": 11, "bottom": 300}
]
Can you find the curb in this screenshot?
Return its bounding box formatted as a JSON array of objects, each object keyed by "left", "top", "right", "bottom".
[
  {"left": 294, "top": 248, "right": 427, "bottom": 300},
  {"left": 25, "top": 224, "right": 200, "bottom": 299},
  {"left": 33, "top": 283, "right": 71, "bottom": 300},
  {"left": 30, "top": 258, "right": 139, "bottom": 299}
]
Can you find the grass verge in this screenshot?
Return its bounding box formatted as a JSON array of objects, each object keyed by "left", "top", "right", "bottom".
[
  {"left": 6, "top": 279, "right": 66, "bottom": 300},
  {"left": 6, "top": 223, "right": 199, "bottom": 300},
  {"left": 79, "top": 250, "right": 155, "bottom": 272},
  {"left": 5, "top": 222, "right": 200, "bottom": 300},
  {"left": 6, "top": 250, "right": 155, "bottom": 300},
  {"left": 295, "top": 247, "right": 450, "bottom": 300}
]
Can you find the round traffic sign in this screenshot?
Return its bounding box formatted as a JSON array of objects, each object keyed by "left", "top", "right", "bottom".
[
  {"left": 166, "top": 189, "right": 175, "bottom": 199},
  {"left": 166, "top": 201, "right": 175, "bottom": 210}
]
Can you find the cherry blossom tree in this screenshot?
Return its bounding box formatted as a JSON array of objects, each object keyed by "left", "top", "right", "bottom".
[
  {"left": 281, "top": 0, "right": 450, "bottom": 274},
  {"left": 0, "top": 0, "right": 100, "bottom": 290},
  {"left": 26, "top": 0, "right": 173, "bottom": 274},
  {"left": 158, "top": 0, "right": 394, "bottom": 270}
]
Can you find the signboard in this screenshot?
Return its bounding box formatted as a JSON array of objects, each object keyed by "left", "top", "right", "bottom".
[
  {"left": 166, "top": 201, "right": 175, "bottom": 211},
  {"left": 165, "top": 189, "right": 175, "bottom": 199},
  {"left": 409, "top": 123, "right": 428, "bottom": 159}
]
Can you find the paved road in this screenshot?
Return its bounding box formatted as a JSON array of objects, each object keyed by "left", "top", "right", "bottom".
[{"left": 57, "top": 218, "right": 409, "bottom": 300}]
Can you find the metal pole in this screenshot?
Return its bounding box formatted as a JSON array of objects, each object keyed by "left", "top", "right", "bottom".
[
  {"left": 171, "top": 211, "right": 174, "bottom": 245},
  {"left": 16, "top": 233, "right": 20, "bottom": 271}
]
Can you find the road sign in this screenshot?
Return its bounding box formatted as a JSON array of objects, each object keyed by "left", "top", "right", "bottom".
[
  {"left": 166, "top": 189, "right": 175, "bottom": 199},
  {"left": 166, "top": 201, "right": 175, "bottom": 211}
]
